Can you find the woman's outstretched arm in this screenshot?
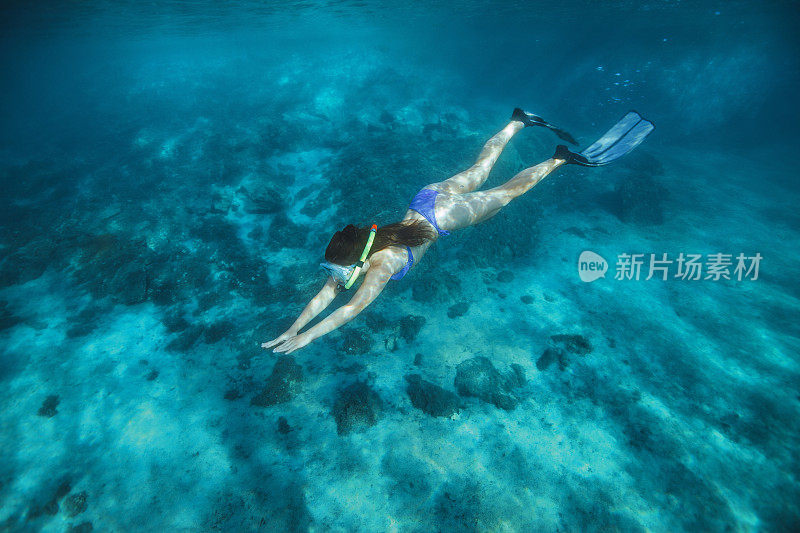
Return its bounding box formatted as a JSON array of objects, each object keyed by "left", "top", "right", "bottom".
[
  {"left": 261, "top": 276, "right": 341, "bottom": 349},
  {"left": 270, "top": 262, "right": 393, "bottom": 354}
]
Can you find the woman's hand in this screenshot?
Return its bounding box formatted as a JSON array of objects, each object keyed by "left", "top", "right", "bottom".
[
  {"left": 270, "top": 331, "right": 313, "bottom": 354},
  {"left": 261, "top": 329, "right": 298, "bottom": 350}
]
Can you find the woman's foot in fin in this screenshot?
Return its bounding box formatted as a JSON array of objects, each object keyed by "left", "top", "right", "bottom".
[
  {"left": 511, "top": 108, "right": 579, "bottom": 145},
  {"left": 553, "top": 144, "right": 589, "bottom": 165},
  {"left": 511, "top": 107, "right": 546, "bottom": 127}
]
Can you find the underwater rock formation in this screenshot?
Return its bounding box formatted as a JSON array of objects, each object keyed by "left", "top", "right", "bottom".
[
  {"left": 384, "top": 333, "right": 399, "bottom": 352},
  {"left": 536, "top": 334, "right": 593, "bottom": 371},
  {"left": 405, "top": 374, "right": 461, "bottom": 417},
  {"left": 65, "top": 305, "right": 107, "bottom": 339},
  {"left": 241, "top": 184, "right": 284, "bottom": 214},
  {"left": 166, "top": 325, "right": 204, "bottom": 352},
  {"left": 342, "top": 328, "right": 373, "bottom": 355},
  {"left": 251, "top": 355, "right": 304, "bottom": 407},
  {"left": 496, "top": 270, "right": 514, "bottom": 283},
  {"left": 203, "top": 320, "right": 234, "bottom": 344},
  {"left": 536, "top": 347, "right": 568, "bottom": 371},
  {"left": 454, "top": 356, "right": 526, "bottom": 410},
  {"left": 161, "top": 312, "right": 189, "bottom": 333},
  {"left": 37, "top": 395, "right": 59, "bottom": 417},
  {"left": 277, "top": 416, "right": 292, "bottom": 434},
  {"left": 0, "top": 300, "right": 21, "bottom": 331},
  {"left": 364, "top": 312, "right": 390, "bottom": 331},
  {"left": 223, "top": 388, "right": 242, "bottom": 401},
  {"left": 269, "top": 213, "right": 305, "bottom": 249},
  {"left": 26, "top": 478, "right": 72, "bottom": 520},
  {"left": 64, "top": 491, "right": 88, "bottom": 517},
  {"left": 550, "top": 333, "right": 592, "bottom": 355},
  {"left": 0, "top": 243, "right": 52, "bottom": 288},
  {"left": 332, "top": 381, "right": 383, "bottom": 435},
  {"left": 447, "top": 301, "right": 470, "bottom": 318},
  {"left": 399, "top": 315, "right": 426, "bottom": 343}
]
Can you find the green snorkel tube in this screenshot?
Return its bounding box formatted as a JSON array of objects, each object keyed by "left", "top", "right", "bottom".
[{"left": 343, "top": 224, "right": 377, "bottom": 289}]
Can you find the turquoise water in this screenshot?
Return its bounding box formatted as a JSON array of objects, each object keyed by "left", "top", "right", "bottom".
[{"left": 1, "top": 1, "right": 798, "bottom": 531}]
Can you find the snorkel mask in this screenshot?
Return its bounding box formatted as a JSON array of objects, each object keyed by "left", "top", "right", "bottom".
[{"left": 320, "top": 224, "right": 377, "bottom": 289}]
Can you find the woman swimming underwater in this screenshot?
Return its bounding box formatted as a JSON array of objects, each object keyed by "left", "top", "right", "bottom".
[{"left": 263, "top": 108, "right": 654, "bottom": 353}]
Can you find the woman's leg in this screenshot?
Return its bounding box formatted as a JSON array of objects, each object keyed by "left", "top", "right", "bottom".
[
  {"left": 437, "top": 157, "right": 566, "bottom": 230},
  {"left": 433, "top": 120, "right": 525, "bottom": 194}
]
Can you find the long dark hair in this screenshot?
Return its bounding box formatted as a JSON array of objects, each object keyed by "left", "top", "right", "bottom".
[{"left": 324, "top": 220, "right": 434, "bottom": 265}]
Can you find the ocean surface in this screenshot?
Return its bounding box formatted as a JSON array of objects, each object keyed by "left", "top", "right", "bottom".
[{"left": 1, "top": 1, "right": 799, "bottom": 531}]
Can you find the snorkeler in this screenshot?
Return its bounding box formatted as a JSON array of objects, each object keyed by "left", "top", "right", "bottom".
[{"left": 263, "top": 109, "right": 654, "bottom": 353}]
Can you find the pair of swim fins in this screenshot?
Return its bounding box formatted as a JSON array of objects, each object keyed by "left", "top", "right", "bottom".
[{"left": 512, "top": 107, "right": 654, "bottom": 167}]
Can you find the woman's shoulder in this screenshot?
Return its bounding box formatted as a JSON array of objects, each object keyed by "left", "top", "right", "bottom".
[
  {"left": 362, "top": 247, "right": 405, "bottom": 280},
  {"left": 371, "top": 245, "right": 407, "bottom": 263},
  {"left": 371, "top": 245, "right": 411, "bottom": 269}
]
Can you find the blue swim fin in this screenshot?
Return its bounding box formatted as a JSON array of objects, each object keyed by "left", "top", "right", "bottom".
[{"left": 554, "top": 111, "right": 654, "bottom": 166}]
